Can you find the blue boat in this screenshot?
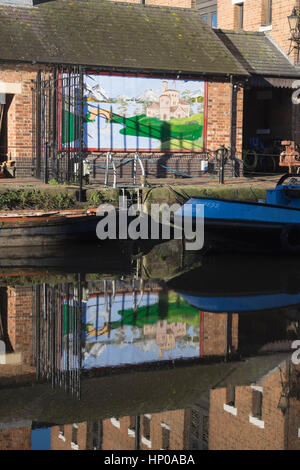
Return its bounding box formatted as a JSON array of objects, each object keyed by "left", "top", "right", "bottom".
[
  {"left": 167, "top": 253, "right": 300, "bottom": 313},
  {"left": 178, "top": 292, "right": 300, "bottom": 313},
  {"left": 177, "top": 174, "right": 300, "bottom": 253}
]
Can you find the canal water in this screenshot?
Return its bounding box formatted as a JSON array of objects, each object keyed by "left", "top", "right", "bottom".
[{"left": 1, "top": 239, "right": 300, "bottom": 451}]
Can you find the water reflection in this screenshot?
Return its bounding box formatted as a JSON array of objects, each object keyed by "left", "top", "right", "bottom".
[{"left": 1, "top": 241, "right": 300, "bottom": 450}]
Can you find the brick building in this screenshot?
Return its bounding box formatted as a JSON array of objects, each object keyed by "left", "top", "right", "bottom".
[
  {"left": 209, "top": 360, "right": 300, "bottom": 450},
  {"left": 0, "top": 285, "right": 35, "bottom": 380},
  {"left": 215, "top": 0, "right": 300, "bottom": 167},
  {"left": 0, "top": 0, "right": 298, "bottom": 181},
  {"left": 0, "top": 422, "right": 32, "bottom": 450}
]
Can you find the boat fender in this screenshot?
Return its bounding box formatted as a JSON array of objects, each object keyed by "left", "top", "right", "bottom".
[{"left": 280, "top": 224, "right": 300, "bottom": 252}]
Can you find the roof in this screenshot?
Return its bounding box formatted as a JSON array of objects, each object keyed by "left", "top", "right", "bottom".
[
  {"left": 216, "top": 29, "right": 300, "bottom": 79},
  {"left": 0, "top": 354, "right": 288, "bottom": 423},
  {"left": 0, "top": 0, "right": 248, "bottom": 77}
]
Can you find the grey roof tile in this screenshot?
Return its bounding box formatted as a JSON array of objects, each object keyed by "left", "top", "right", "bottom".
[
  {"left": 0, "top": 0, "right": 248, "bottom": 76},
  {"left": 216, "top": 29, "right": 300, "bottom": 78}
]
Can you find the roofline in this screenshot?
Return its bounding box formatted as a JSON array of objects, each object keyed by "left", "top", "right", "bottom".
[
  {"left": 215, "top": 28, "right": 300, "bottom": 79},
  {"left": 0, "top": 58, "right": 250, "bottom": 79},
  {"left": 265, "top": 32, "right": 298, "bottom": 68},
  {"left": 0, "top": 0, "right": 208, "bottom": 14}
]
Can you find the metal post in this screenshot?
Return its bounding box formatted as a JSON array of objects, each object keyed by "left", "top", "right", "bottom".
[
  {"left": 105, "top": 152, "right": 109, "bottom": 186},
  {"left": 44, "top": 141, "right": 48, "bottom": 184},
  {"left": 219, "top": 146, "right": 225, "bottom": 184},
  {"left": 78, "top": 67, "right": 84, "bottom": 202},
  {"left": 35, "top": 70, "right": 42, "bottom": 178},
  {"left": 52, "top": 68, "right": 58, "bottom": 180},
  {"left": 133, "top": 152, "right": 138, "bottom": 186},
  {"left": 230, "top": 76, "right": 240, "bottom": 177},
  {"left": 135, "top": 416, "right": 140, "bottom": 450},
  {"left": 35, "top": 285, "right": 41, "bottom": 381},
  {"left": 111, "top": 154, "right": 117, "bottom": 189}
]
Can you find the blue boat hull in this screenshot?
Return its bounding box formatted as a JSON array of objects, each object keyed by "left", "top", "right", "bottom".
[
  {"left": 179, "top": 292, "right": 300, "bottom": 313},
  {"left": 178, "top": 197, "right": 300, "bottom": 253}
]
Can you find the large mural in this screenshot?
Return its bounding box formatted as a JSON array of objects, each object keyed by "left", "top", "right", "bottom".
[
  {"left": 62, "top": 73, "right": 206, "bottom": 152},
  {"left": 81, "top": 292, "right": 200, "bottom": 369}
]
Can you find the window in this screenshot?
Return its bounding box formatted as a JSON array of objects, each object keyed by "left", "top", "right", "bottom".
[
  {"left": 201, "top": 12, "right": 217, "bottom": 28},
  {"left": 197, "top": 1, "right": 217, "bottom": 28},
  {"left": 92, "top": 421, "right": 102, "bottom": 450},
  {"left": 71, "top": 423, "right": 79, "bottom": 450},
  {"left": 212, "top": 12, "right": 217, "bottom": 28},
  {"left": 226, "top": 385, "right": 236, "bottom": 407},
  {"left": 162, "top": 427, "right": 170, "bottom": 450},
  {"left": 223, "top": 385, "right": 237, "bottom": 415},
  {"left": 236, "top": 3, "right": 244, "bottom": 30},
  {"left": 129, "top": 416, "right": 136, "bottom": 431},
  {"left": 72, "top": 424, "right": 78, "bottom": 446},
  {"left": 128, "top": 416, "right": 136, "bottom": 437},
  {"left": 252, "top": 389, "right": 263, "bottom": 420},
  {"left": 262, "top": 0, "right": 272, "bottom": 26},
  {"left": 143, "top": 415, "right": 151, "bottom": 441},
  {"left": 58, "top": 425, "right": 66, "bottom": 442}
]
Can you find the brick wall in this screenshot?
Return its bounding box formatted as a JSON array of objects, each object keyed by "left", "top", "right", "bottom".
[
  {"left": 206, "top": 80, "right": 243, "bottom": 156},
  {"left": 102, "top": 417, "right": 136, "bottom": 450},
  {"left": 51, "top": 423, "right": 88, "bottom": 450},
  {"left": 0, "top": 426, "right": 31, "bottom": 450},
  {"left": 0, "top": 64, "right": 38, "bottom": 177},
  {"left": 201, "top": 312, "right": 239, "bottom": 357},
  {"left": 102, "top": 410, "right": 188, "bottom": 450},
  {"left": 0, "top": 285, "right": 35, "bottom": 380},
  {"left": 6, "top": 286, "right": 34, "bottom": 366},
  {"left": 209, "top": 363, "right": 289, "bottom": 450},
  {"left": 217, "top": 0, "right": 297, "bottom": 60}
]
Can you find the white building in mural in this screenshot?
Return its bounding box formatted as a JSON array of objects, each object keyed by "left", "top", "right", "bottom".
[{"left": 146, "top": 81, "right": 191, "bottom": 121}]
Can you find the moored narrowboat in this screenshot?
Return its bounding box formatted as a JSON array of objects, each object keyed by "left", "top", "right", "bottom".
[
  {"left": 0, "top": 208, "right": 100, "bottom": 246},
  {"left": 177, "top": 174, "right": 300, "bottom": 253}
]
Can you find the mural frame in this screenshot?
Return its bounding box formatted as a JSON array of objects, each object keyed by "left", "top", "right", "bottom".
[{"left": 59, "top": 71, "right": 208, "bottom": 154}]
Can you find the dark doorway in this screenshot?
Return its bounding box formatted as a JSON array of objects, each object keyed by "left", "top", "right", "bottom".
[{"left": 242, "top": 86, "right": 293, "bottom": 173}]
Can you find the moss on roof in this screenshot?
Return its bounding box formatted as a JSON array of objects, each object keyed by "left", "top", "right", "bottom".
[
  {"left": 216, "top": 29, "right": 300, "bottom": 78},
  {"left": 0, "top": 0, "right": 247, "bottom": 76}
]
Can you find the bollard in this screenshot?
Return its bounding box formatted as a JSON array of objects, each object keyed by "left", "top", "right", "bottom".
[{"left": 219, "top": 146, "right": 226, "bottom": 185}]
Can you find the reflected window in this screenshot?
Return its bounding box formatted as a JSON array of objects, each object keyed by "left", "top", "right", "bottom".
[
  {"left": 202, "top": 15, "right": 207, "bottom": 23},
  {"left": 226, "top": 385, "right": 236, "bottom": 407},
  {"left": 143, "top": 415, "right": 151, "bottom": 441},
  {"left": 71, "top": 424, "right": 78, "bottom": 450},
  {"left": 92, "top": 421, "right": 102, "bottom": 450},
  {"left": 162, "top": 426, "right": 170, "bottom": 450},
  {"left": 129, "top": 416, "right": 136, "bottom": 432},
  {"left": 252, "top": 389, "right": 263, "bottom": 420}
]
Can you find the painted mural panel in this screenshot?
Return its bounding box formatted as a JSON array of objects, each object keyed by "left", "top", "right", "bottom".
[
  {"left": 62, "top": 73, "right": 206, "bottom": 152},
  {"left": 82, "top": 292, "right": 200, "bottom": 369}
]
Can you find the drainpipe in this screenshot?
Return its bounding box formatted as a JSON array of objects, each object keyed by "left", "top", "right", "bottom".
[
  {"left": 135, "top": 416, "right": 140, "bottom": 450},
  {"left": 230, "top": 75, "right": 238, "bottom": 176}
]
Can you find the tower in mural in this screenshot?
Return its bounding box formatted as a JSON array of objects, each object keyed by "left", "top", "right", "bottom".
[{"left": 146, "top": 81, "right": 191, "bottom": 121}]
